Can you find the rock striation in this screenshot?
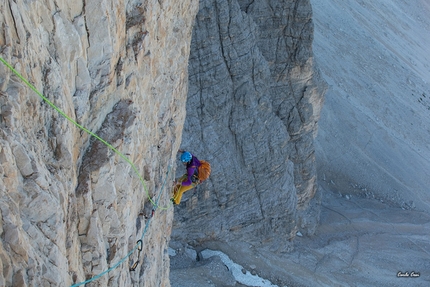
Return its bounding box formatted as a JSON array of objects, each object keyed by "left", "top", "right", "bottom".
[
  {"left": 173, "top": 0, "right": 325, "bottom": 250},
  {"left": 0, "top": 0, "right": 198, "bottom": 286},
  {"left": 0, "top": 0, "right": 326, "bottom": 285},
  {"left": 313, "top": 0, "right": 430, "bottom": 213}
]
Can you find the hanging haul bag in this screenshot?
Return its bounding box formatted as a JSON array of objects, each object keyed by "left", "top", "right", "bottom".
[{"left": 197, "top": 160, "right": 211, "bottom": 182}]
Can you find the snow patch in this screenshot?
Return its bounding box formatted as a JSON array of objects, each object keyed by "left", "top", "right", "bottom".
[
  {"left": 200, "top": 249, "right": 282, "bottom": 287},
  {"left": 168, "top": 247, "right": 177, "bottom": 257}
]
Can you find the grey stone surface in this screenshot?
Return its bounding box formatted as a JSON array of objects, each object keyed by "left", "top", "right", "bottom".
[
  {"left": 5, "top": 0, "right": 426, "bottom": 286},
  {"left": 170, "top": 0, "right": 430, "bottom": 286},
  {"left": 313, "top": 0, "right": 430, "bottom": 212},
  {"left": 171, "top": 256, "right": 236, "bottom": 287},
  {"left": 0, "top": 0, "right": 198, "bottom": 286},
  {"left": 195, "top": 191, "right": 430, "bottom": 287},
  {"left": 173, "top": 0, "right": 325, "bottom": 250}
]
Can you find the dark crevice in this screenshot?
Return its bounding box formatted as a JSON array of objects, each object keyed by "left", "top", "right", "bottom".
[{"left": 75, "top": 99, "right": 136, "bottom": 196}]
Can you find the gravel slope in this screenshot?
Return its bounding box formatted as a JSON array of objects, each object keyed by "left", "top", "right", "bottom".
[{"left": 313, "top": 0, "right": 430, "bottom": 212}]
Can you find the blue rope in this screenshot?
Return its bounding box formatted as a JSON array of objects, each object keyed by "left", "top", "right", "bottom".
[
  {"left": 70, "top": 165, "right": 172, "bottom": 287},
  {"left": 0, "top": 56, "right": 175, "bottom": 286}
]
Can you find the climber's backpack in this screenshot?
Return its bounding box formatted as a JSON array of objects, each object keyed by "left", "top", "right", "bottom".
[{"left": 193, "top": 160, "right": 211, "bottom": 183}]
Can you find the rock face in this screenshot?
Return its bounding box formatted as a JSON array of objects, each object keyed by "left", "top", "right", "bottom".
[
  {"left": 173, "top": 0, "right": 325, "bottom": 249},
  {"left": 0, "top": 0, "right": 198, "bottom": 286},
  {"left": 0, "top": 0, "right": 326, "bottom": 285},
  {"left": 173, "top": 0, "right": 430, "bottom": 286}
]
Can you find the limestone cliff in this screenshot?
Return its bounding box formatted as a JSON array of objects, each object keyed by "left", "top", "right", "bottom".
[
  {"left": 173, "top": 0, "right": 325, "bottom": 250},
  {"left": 0, "top": 0, "right": 326, "bottom": 285},
  {"left": 0, "top": 0, "right": 198, "bottom": 286}
]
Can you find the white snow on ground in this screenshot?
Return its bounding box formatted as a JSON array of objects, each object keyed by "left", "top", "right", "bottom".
[
  {"left": 200, "top": 249, "right": 281, "bottom": 287},
  {"left": 167, "top": 247, "right": 177, "bottom": 257}
]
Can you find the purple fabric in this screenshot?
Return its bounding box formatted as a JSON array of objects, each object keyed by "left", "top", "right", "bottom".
[{"left": 181, "top": 153, "right": 201, "bottom": 186}]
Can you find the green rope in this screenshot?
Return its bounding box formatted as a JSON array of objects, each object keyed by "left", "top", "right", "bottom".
[
  {"left": 0, "top": 55, "right": 176, "bottom": 285},
  {"left": 0, "top": 55, "right": 172, "bottom": 210}
]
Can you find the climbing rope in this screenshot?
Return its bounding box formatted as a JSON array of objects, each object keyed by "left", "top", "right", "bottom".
[
  {"left": 0, "top": 55, "right": 172, "bottom": 210},
  {"left": 0, "top": 56, "right": 175, "bottom": 285},
  {"left": 71, "top": 164, "right": 172, "bottom": 287}
]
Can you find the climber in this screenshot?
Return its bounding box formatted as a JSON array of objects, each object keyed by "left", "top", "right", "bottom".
[{"left": 171, "top": 150, "right": 211, "bottom": 205}]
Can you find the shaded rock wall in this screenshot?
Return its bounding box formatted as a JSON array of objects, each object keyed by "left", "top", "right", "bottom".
[
  {"left": 0, "top": 0, "right": 198, "bottom": 286},
  {"left": 173, "top": 0, "right": 326, "bottom": 249}
]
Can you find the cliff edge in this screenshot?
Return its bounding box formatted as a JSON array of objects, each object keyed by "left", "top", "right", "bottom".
[
  {"left": 0, "top": 0, "right": 327, "bottom": 286},
  {"left": 173, "top": 0, "right": 325, "bottom": 250},
  {"left": 0, "top": 0, "right": 198, "bottom": 286}
]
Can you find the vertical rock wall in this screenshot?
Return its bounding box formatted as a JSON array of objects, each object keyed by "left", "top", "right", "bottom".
[
  {"left": 173, "top": 0, "right": 325, "bottom": 249},
  {"left": 0, "top": 0, "right": 198, "bottom": 286}
]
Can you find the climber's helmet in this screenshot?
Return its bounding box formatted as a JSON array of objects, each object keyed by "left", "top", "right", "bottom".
[{"left": 180, "top": 151, "right": 192, "bottom": 164}]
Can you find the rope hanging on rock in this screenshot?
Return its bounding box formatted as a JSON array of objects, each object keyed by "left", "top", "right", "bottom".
[
  {"left": 0, "top": 56, "right": 174, "bottom": 285},
  {"left": 71, "top": 164, "right": 172, "bottom": 286},
  {"left": 0, "top": 56, "right": 172, "bottom": 210}
]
